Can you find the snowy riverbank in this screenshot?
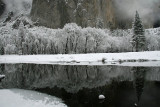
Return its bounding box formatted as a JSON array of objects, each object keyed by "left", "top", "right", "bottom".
[
  {"left": 0, "top": 89, "right": 67, "bottom": 107},
  {"left": 0, "top": 51, "right": 160, "bottom": 67}
]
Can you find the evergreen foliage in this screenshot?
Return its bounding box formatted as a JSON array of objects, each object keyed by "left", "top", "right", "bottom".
[
  {"left": 0, "top": 46, "right": 4, "bottom": 55},
  {"left": 96, "top": 18, "right": 104, "bottom": 29},
  {"left": 132, "top": 11, "right": 146, "bottom": 52}
]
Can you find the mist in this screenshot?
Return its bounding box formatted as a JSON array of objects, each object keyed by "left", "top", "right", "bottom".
[
  {"left": 2, "top": 0, "right": 32, "bottom": 16},
  {"left": 114, "top": 0, "right": 160, "bottom": 27},
  {"left": 1, "top": 0, "right": 160, "bottom": 28}
]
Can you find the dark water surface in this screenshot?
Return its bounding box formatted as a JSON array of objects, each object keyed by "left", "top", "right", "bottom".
[{"left": 0, "top": 64, "right": 160, "bottom": 107}]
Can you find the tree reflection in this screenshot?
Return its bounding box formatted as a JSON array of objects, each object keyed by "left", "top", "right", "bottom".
[
  {"left": 0, "top": 64, "right": 5, "bottom": 74},
  {"left": 0, "top": 64, "right": 133, "bottom": 92},
  {"left": 1, "top": 64, "right": 160, "bottom": 107},
  {"left": 133, "top": 67, "right": 148, "bottom": 105}
]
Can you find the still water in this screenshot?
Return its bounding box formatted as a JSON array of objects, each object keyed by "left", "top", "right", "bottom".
[{"left": 0, "top": 64, "right": 160, "bottom": 107}]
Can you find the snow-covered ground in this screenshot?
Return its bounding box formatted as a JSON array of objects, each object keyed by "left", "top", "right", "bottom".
[
  {"left": 0, "top": 51, "right": 160, "bottom": 67},
  {"left": 0, "top": 89, "right": 67, "bottom": 107}
]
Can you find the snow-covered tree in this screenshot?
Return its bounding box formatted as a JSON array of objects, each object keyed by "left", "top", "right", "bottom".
[
  {"left": 145, "top": 33, "right": 159, "bottom": 51},
  {"left": 92, "top": 29, "right": 105, "bottom": 52},
  {"left": 132, "top": 11, "right": 146, "bottom": 52},
  {"left": 17, "top": 21, "right": 25, "bottom": 55},
  {"left": 0, "top": 39, "right": 4, "bottom": 55},
  {"left": 63, "top": 23, "right": 82, "bottom": 53},
  {"left": 5, "top": 44, "right": 17, "bottom": 54},
  {"left": 83, "top": 29, "right": 92, "bottom": 53},
  {"left": 0, "top": 45, "right": 4, "bottom": 55},
  {"left": 34, "top": 39, "right": 40, "bottom": 54},
  {"left": 96, "top": 18, "right": 104, "bottom": 29},
  {"left": 1, "top": 21, "right": 160, "bottom": 55},
  {"left": 157, "top": 27, "right": 160, "bottom": 36}
]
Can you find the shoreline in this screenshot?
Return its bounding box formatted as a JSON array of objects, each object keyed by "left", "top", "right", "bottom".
[{"left": 0, "top": 51, "right": 160, "bottom": 67}]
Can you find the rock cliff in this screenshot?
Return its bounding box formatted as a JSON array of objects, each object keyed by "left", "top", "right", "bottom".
[
  {"left": 1, "top": 0, "right": 159, "bottom": 29},
  {"left": 31, "top": 0, "right": 116, "bottom": 28}
]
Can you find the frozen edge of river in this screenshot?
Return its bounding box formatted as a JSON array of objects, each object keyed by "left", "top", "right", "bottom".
[{"left": 0, "top": 51, "right": 160, "bottom": 67}]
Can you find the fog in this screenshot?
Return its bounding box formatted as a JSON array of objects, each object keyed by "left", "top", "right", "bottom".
[
  {"left": 114, "top": 0, "right": 160, "bottom": 25},
  {"left": 2, "top": 0, "right": 32, "bottom": 15},
  {"left": 1, "top": 0, "right": 160, "bottom": 27}
]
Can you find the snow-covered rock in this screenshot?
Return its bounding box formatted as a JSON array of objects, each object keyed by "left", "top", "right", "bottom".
[
  {"left": 99, "top": 95, "right": 105, "bottom": 100},
  {"left": 0, "top": 75, "right": 5, "bottom": 79},
  {"left": 134, "top": 103, "right": 138, "bottom": 107}
]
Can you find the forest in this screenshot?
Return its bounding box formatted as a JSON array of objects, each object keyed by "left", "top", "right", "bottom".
[{"left": 0, "top": 21, "right": 160, "bottom": 55}]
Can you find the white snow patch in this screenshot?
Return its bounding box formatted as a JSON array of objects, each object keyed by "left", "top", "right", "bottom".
[
  {"left": 0, "top": 89, "right": 67, "bottom": 107},
  {"left": 0, "top": 51, "right": 160, "bottom": 67},
  {"left": 99, "top": 95, "right": 105, "bottom": 100},
  {"left": 0, "top": 75, "right": 5, "bottom": 79}
]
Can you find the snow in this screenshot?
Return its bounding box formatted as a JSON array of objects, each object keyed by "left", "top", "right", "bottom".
[
  {"left": 0, "top": 89, "right": 67, "bottom": 107},
  {"left": 0, "top": 18, "right": 160, "bottom": 55},
  {"left": 0, "top": 75, "right": 5, "bottom": 79},
  {"left": 0, "top": 51, "right": 160, "bottom": 67},
  {"left": 134, "top": 103, "right": 138, "bottom": 107},
  {"left": 98, "top": 95, "right": 105, "bottom": 100}
]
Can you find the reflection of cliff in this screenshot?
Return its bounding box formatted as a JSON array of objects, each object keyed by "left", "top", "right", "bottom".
[{"left": 30, "top": 0, "right": 115, "bottom": 28}]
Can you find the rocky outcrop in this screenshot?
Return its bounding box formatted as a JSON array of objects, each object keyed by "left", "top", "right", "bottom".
[{"left": 31, "top": 0, "right": 115, "bottom": 29}]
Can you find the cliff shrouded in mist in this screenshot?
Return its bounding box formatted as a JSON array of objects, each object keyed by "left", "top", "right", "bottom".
[
  {"left": 30, "top": 0, "right": 115, "bottom": 29},
  {"left": 114, "top": 0, "right": 160, "bottom": 28},
  {"left": 30, "top": 0, "right": 160, "bottom": 29},
  {"left": 1, "top": 0, "right": 160, "bottom": 29}
]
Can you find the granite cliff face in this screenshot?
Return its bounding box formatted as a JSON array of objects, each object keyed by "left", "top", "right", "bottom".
[
  {"left": 1, "top": 0, "right": 159, "bottom": 29},
  {"left": 31, "top": 0, "right": 115, "bottom": 28}
]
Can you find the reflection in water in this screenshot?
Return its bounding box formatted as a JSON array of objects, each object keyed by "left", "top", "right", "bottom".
[
  {"left": 0, "top": 64, "right": 134, "bottom": 92},
  {"left": 133, "top": 67, "right": 146, "bottom": 103},
  {"left": 0, "top": 64, "right": 160, "bottom": 107}
]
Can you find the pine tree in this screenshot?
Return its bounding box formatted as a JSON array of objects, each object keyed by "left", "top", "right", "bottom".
[
  {"left": 132, "top": 11, "right": 146, "bottom": 52},
  {"left": 0, "top": 39, "right": 4, "bottom": 55},
  {"left": 0, "top": 46, "right": 4, "bottom": 55},
  {"left": 96, "top": 18, "right": 104, "bottom": 29}
]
